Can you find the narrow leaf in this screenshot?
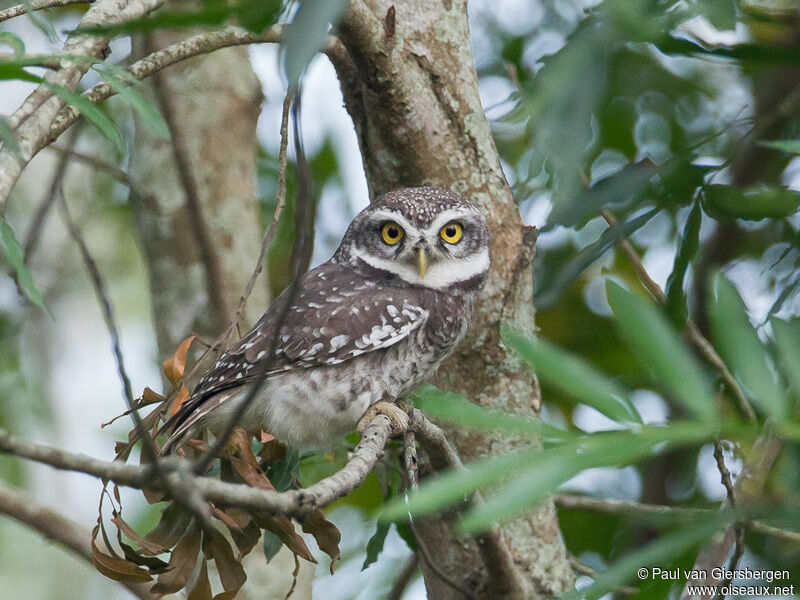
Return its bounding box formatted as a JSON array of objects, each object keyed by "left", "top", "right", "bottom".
[
  {"left": 759, "top": 139, "right": 800, "bottom": 154},
  {"left": 96, "top": 68, "right": 170, "bottom": 140},
  {"left": 560, "top": 512, "right": 732, "bottom": 600},
  {"left": 362, "top": 521, "right": 390, "bottom": 570},
  {"left": 702, "top": 184, "right": 800, "bottom": 220},
  {"left": 0, "top": 32, "right": 25, "bottom": 56},
  {"left": 665, "top": 202, "right": 702, "bottom": 326},
  {"left": 283, "top": 0, "right": 348, "bottom": 86},
  {"left": 606, "top": 281, "right": 717, "bottom": 420},
  {"left": 501, "top": 323, "right": 642, "bottom": 425},
  {"left": 0, "top": 217, "right": 48, "bottom": 313},
  {"left": 411, "top": 382, "right": 575, "bottom": 440},
  {"left": 708, "top": 275, "right": 788, "bottom": 420},
  {"left": 43, "top": 82, "right": 124, "bottom": 153},
  {"left": 771, "top": 318, "right": 800, "bottom": 407}
]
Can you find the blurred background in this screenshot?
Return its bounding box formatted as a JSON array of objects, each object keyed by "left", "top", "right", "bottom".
[{"left": 1, "top": 0, "right": 799, "bottom": 598}]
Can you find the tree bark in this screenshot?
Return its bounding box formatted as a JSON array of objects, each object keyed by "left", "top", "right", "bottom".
[
  {"left": 128, "top": 33, "right": 312, "bottom": 600},
  {"left": 331, "top": 1, "right": 573, "bottom": 597}
]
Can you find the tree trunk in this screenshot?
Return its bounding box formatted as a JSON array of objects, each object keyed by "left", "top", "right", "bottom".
[
  {"left": 128, "top": 33, "right": 313, "bottom": 600},
  {"left": 331, "top": 1, "right": 573, "bottom": 597}
]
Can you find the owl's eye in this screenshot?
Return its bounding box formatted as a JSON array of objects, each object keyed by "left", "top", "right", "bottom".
[
  {"left": 381, "top": 222, "right": 404, "bottom": 245},
  {"left": 440, "top": 222, "right": 463, "bottom": 244}
]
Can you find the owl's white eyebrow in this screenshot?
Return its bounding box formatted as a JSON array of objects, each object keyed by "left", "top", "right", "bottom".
[
  {"left": 368, "top": 210, "right": 415, "bottom": 232},
  {"left": 425, "top": 208, "right": 475, "bottom": 233}
]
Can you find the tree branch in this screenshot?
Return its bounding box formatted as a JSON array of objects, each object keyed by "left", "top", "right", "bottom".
[
  {"left": 0, "top": 0, "right": 164, "bottom": 212},
  {"left": 0, "top": 0, "right": 92, "bottom": 24},
  {"left": 0, "top": 481, "right": 156, "bottom": 600},
  {"left": 0, "top": 413, "right": 395, "bottom": 517}
]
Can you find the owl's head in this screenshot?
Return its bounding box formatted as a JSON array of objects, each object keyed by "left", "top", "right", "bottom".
[{"left": 334, "top": 187, "right": 490, "bottom": 291}]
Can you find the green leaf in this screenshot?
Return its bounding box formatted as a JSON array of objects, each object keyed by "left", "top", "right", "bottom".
[
  {"left": 560, "top": 511, "right": 733, "bottom": 600},
  {"left": 411, "top": 382, "right": 575, "bottom": 440},
  {"left": 361, "top": 521, "right": 390, "bottom": 570},
  {"left": 458, "top": 422, "right": 720, "bottom": 533},
  {"left": 43, "top": 82, "right": 124, "bottom": 153},
  {"left": 702, "top": 184, "right": 800, "bottom": 220},
  {"left": 548, "top": 161, "right": 654, "bottom": 229},
  {"left": 95, "top": 68, "right": 170, "bottom": 140},
  {"left": 771, "top": 318, "right": 800, "bottom": 408},
  {"left": 500, "top": 323, "right": 642, "bottom": 425},
  {"left": 690, "top": 0, "right": 737, "bottom": 31},
  {"left": 536, "top": 207, "right": 659, "bottom": 309},
  {"left": 708, "top": 275, "right": 788, "bottom": 420},
  {"left": 606, "top": 281, "right": 717, "bottom": 421},
  {"left": 262, "top": 530, "right": 282, "bottom": 563},
  {"left": 759, "top": 139, "right": 800, "bottom": 155},
  {"left": 665, "top": 202, "right": 702, "bottom": 326},
  {"left": 0, "top": 32, "right": 26, "bottom": 57},
  {"left": 283, "top": 0, "right": 348, "bottom": 87},
  {"left": 0, "top": 218, "right": 48, "bottom": 313}
]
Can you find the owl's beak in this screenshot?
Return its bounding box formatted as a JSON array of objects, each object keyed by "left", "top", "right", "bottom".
[{"left": 416, "top": 247, "right": 428, "bottom": 278}]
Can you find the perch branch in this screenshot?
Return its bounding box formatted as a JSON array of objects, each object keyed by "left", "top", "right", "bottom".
[
  {"left": 0, "top": 413, "right": 394, "bottom": 516},
  {"left": 0, "top": 481, "right": 156, "bottom": 600}
]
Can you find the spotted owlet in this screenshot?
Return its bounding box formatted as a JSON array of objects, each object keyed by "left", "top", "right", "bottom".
[{"left": 161, "top": 186, "right": 490, "bottom": 452}]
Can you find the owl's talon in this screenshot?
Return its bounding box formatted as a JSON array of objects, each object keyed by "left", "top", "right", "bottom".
[{"left": 358, "top": 401, "right": 409, "bottom": 437}]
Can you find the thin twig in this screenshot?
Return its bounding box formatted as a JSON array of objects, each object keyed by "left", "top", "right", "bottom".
[
  {"left": 0, "top": 481, "right": 156, "bottom": 600},
  {"left": 0, "top": 0, "right": 92, "bottom": 23},
  {"left": 600, "top": 210, "right": 756, "bottom": 421},
  {"left": 57, "top": 189, "right": 212, "bottom": 526},
  {"left": 569, "top": 555, "right": 638, "bottom": 595},
  {"left": 149, "top": 43, "right": 229, "bottom": 328},
  {"left": 553, "top": 493, "right": 800, "bottom": 544},
  {"left": 46, "top": 145, "right": 130, "bottom": 184},
  {"left": 194, "top": 90, "right": 309, "bottom": 475},
  {"left": 711, "top": 441, "right": 743, "bottom": 600},
  {"left": 222, "top": 89, "right": 292, "bottom": 342},
  {"left": 23, "top": 126, "right": 81, "bottom": 261}
]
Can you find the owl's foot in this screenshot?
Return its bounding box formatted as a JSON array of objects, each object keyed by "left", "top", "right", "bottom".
[{"left": 357, "top": 401, "right": 409, "bottom": 438}]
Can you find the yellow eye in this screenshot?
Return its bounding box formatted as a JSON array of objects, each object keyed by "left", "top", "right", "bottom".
[
  {"left": 440, "top": 222, "right": 463, "bottom": 244},
  {"left": 381, "top": 222, "right": 404, "bottom": 245}
]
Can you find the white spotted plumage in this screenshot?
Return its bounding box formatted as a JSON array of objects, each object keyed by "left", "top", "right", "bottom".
[{"left": 161, "top": 187, "right": 489, "bottom": 452}]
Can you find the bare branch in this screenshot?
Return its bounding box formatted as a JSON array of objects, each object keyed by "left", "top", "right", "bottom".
[
  {"left": 0, "top": 0, "right": 164, "bottom": 212},
  {"left": 0, "top": 481, "right": 156, "bottom": 600},
  {"left": 554, "top": 492, "right": 800, "bottom": 544},
  {"left": 223, "top": 89, "right": 292, "bottom": 342},
  {"left": 0, "top": 0, "right": 92, "bottom": 24},
  {"left": 47, "top": 26, "right": 286, "bottom": 147},
  {"left": 45, "top": 145, "right": 129, "bottom": 184},
  {"left": 23, "top": 126, "right": 81, "bottom": 262},
  {"left": 0, "top": 413, "right": 395, "bottom": 516}
]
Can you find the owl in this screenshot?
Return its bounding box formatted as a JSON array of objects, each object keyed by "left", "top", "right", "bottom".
[{"left": 161, "top": 186, "right": 490, "bottom": 453}]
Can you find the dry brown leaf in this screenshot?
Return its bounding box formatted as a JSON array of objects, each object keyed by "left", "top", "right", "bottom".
[
  {"left": 230, "top": 521, "right": 262, "bottom": 561},
  {"left": 111, "top": 511, "right": 169, "bottom": 556},
  {"left": 162, "top": 335, "right": 196, "bottom": 386},
  {"left": 302, "top": 511, "right": 341, "bottom": 574},
  {"left": 201, "top": 528, "right": 247, "bottom": 595},
  {"left": 169, "top": 384, "right": 190, "bottom": 416},
  {"left": 211, "top": 507, "right": 243, "bottom": 532},
  {"left": 142, "top": 387, "right": 166, "bottom": 404},
  {"left": 255, "top": 514, "right": 316, "bottom": 563},
  {"left": 145, "top": 504, "right": 194, "bottom": 550},
  {"left": 152, "top": 524, "right": 202, "bottom": 595},
  {"left": 91, "top": 526, "right": 152, "bottom": 583},
  {"left": 188, "top": 560, "right": 212, "bottom": 600}
]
